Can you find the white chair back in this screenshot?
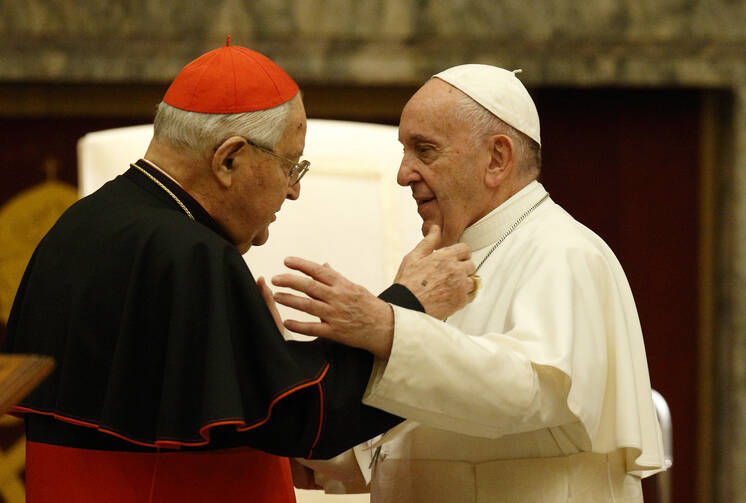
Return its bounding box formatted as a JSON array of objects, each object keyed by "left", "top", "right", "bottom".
[{"left": 77, "top": 119, "right": 422, "bottom": 329}]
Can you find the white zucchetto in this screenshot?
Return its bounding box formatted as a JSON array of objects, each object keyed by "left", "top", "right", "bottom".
[{"left": 434, "top": 64, "right": 541, "bottom": 146}]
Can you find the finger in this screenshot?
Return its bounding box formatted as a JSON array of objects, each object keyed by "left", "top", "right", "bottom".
[
  {"left": 466, "top": 288, "right": 478, "bottom": 303},
  {"left": 407, "top": 224, "right": 441, "bottom": 259},
  {"left": 467, "top": 275, "right": 476, "bottom": 294},
  {"left": 257, "top": 276, "right": 272, "bottom": 303},
  {"left": 464, "top": 260, "right": 477, "bottom": 275},
  {"left": 454, "top": 243, "right": 472, "bottom": 260},
  {"left": 437, "top": 242, "right": 470, "bottom": 260},
  {"left": 283, "top": 256, "right": 340, "bottom": 285},
  {"left": 466, "top": 272, "right": 482, "bottom": 294},
  {"left": 274, "top": 291, "right": 329, "bottom": 318},
  {"left": 283, "top": 319, "right": 329, "bottom": 339},
  {"left": 272, "top": 273, "right": 331, "bottom": 300},
  {"left": 258, "top": 276, "right": 285, "bottom": 333}
]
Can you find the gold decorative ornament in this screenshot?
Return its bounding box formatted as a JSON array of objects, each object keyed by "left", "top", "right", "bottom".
[
  {"left": 0, "top": 158, "right": 78, "bottom": 324},
  {"left": 131, "top": 163, "right": 195, "bottom": 221}
]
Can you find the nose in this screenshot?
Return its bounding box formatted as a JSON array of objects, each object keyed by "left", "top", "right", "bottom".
[
  {"left": 286, "top": 181, "right": 301, "bottom": 200},
  {"left": 397, "top": 154, "right": 421, "bottom": 187}
]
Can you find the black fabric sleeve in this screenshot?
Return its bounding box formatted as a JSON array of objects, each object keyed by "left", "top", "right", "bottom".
[
  {"left": 228, "top": 340, "right": 403, "bottom": 459},
  {"left": 378, "top": 283, "right": 424, "bottom": 312},
  {"left": 208, "top": 284, "right": 426, "bottom": 459},
  {"left": 232, "top": 283, "right": 424, "bottom": 458}
]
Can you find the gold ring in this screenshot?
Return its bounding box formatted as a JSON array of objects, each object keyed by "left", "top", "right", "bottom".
[{"left": 469, "top": 274, "right": 482, "bottom": 293}]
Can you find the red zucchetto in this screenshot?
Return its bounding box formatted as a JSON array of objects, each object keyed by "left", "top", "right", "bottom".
[{"left": 163, "top": 36, "right": 299, "bottom": 114}]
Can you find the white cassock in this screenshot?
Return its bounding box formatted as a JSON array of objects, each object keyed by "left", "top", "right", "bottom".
[{"left": 318, "top": 180, "right": 664, "bottom": 503}]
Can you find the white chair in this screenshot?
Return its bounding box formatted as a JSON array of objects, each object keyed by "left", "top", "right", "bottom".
[
  {"left": 651, "top": 389, "right": 673, "bottom": 503},
  {"left": 77, "top": 120, "right": 421, "bottom": 300}
]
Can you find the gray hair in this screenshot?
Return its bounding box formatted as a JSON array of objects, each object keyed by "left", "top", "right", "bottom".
[
  {"left": 452, "top": 92, "right": 542, "bottom": 177},
  {"left": 153, "top": 94, "right": 298, "bottom": 156}
]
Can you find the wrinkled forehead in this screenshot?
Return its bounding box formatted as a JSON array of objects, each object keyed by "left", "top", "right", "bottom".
[
  {"left": 281, "top": 96, "right": 307, "bottom": 156},
  {"left": 292, "top": 106, "right": 307, "bottom": 140},
  {"left": 399, "top": 79, "right": 473, "bottom": 142},
  {"left": 288, "top": 94, "right": 307, "bottom": 131},
  {"left": 405, "top": 79, "right": 462, "bottom": 113}
]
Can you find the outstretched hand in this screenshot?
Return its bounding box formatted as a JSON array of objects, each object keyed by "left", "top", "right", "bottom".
[
  {"left": 394, "top": 225, "right": 477, "bottom": 320},
  {"left": 272, "top": 259, "right": 395, "bottom": 359}
]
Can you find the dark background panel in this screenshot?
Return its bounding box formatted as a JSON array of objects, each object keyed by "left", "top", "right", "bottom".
[{"left": 536, "top": 88, "right": 701, "bottom": 503}]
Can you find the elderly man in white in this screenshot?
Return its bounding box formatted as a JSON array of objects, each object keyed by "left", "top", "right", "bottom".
[{"left": 274, "top": 64, "right": 666, "bottom": 502}]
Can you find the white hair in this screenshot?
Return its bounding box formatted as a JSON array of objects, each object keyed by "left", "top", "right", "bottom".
[
  {"left": 153, "top": 94, "right": 298, "bottom": 156},
  {"left": 452, "top": 91, "right": 541, "bottom": 176}
]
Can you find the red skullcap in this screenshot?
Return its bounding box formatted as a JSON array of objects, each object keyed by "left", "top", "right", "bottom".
[{"left": 163, "top": 37, "right": 299, "bottom": 114}]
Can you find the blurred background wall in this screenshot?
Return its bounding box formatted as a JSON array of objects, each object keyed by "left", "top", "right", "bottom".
[{"left": 1, "top": 1, "right": 745, "bottom": 502}]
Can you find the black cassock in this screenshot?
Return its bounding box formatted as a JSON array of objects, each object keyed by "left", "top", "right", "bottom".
[{"left": 3, "top": 160, "right": 417, "bottom": 501}]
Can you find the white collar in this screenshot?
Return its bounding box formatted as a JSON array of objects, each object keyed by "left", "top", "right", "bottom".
[
  {"left": 459, "top": 181, "right": 548, "bottom": 251},
  {"left": 140, "top": 158, "right": 188, "bottom": 192}
]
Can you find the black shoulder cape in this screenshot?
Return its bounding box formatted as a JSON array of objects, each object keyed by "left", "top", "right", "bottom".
[{"left": 3, "top": 160, "right": 421, "bottom": 459}]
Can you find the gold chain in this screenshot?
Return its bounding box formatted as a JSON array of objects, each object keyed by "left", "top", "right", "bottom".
[
  {"left": 131, "top": 164, "right": 195, "bottom": 221},
  {"left": 473, "top": 193, "right": 550, "bottom": 273},
  {"left": 442, "top": 193, "right": 550, "bottom": 323}
]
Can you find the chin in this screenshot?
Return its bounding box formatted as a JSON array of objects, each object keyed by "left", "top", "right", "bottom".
[
  {"left": 252, "top": 229, "right": 270, "bottom": 247},
  {"left": 236, "top": 231, "right": 268, "bottom": 254}
]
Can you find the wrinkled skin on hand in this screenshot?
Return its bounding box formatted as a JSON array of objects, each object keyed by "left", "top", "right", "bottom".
[
  {"left": 394, "top": 225, "right": 476, "bottom": 320},
  {"left": 269, "top": 226, "right": 475, "bottom": 360},
  {"left": 272, "top": 259, "right": 396, "bottom": 359}
]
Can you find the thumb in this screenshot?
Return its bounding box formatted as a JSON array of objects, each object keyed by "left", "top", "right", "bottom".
[
  {"left": 409, "top": 224, "right": 441, "bottom": 259},
  {"left": 256, "top": 276, "right": 271, "bottom": 300}
]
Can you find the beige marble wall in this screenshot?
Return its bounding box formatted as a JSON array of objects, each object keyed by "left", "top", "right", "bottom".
[
  {"left": 2, "top": 1, "right": 746, "bottom": 500},
  {"left": 1, "top": 0, "right": 745, "bottom": 86},
  {"left": 718, "top": 84, "right": 746, "bottom": 503}
]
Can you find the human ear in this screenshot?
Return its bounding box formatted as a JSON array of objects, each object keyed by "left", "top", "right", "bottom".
[
  {"left": 485, "top": 134, "right": 514, "bottom": 188},
  {"left": 211, "top": 136, "right": 246, "bottom": 188}
]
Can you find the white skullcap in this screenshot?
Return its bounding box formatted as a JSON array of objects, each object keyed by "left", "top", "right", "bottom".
[{"left": 433, "top": 64, "right": 541, "bottom": 146}]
